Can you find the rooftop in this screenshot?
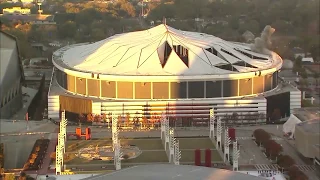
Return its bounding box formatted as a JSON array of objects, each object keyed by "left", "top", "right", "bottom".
[
  {"left": 53, "top": 24, "right": 282, "bottom": 76},
  {"left": 296, "top": 119, "right": 320, "bottom": 134},
  {"left": 293, "top": 107, "right": 320, "bottom": 122},
  {"left": 81, "top": 164, "right": 265, "bottom": 180}
]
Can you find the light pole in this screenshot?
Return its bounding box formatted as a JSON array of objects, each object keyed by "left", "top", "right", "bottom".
[{"left": 209, "top": 109, "right": 215, "bottom": 139}]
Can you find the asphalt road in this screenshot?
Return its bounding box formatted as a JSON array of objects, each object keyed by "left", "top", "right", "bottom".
[
  {"left": 2, "top": 133, "right": 50, "bottom": 169},
  {"left": 235, "top": 129, "right": 271, "bottom": 165},
  {"left": 0, "top": 121, "right": 54, "bottom": 169},
  {"left": 234, "top": 125, "right": 319, "bottom": 180}
]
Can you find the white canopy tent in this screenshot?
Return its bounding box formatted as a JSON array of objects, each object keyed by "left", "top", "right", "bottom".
[{"left": 283, "top": 114, "right": 302, "bottom": 138}]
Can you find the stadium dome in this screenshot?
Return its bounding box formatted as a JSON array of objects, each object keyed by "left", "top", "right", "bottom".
[
  {"left": 56, "top": 24, "right": 281, "bottom": 76},
  {"left": 48, "top": 24, "right": 286, "bottom": 121}
]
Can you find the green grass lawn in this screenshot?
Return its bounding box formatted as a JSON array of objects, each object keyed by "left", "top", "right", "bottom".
[
  {"left": 66, "top": 140, "right": 112, "bottom": 152},
  {"left": 177, "top": 138, "right": 216, "bottom": 150},
  {"left": 180, "top": 150, "right": 222, "bottom": 162},
  {"left": 124, "top": 150, "right": 168, "bottom": 163},
  {"left": 65, "top": 150, "right": 168, "bottom": 165},
  {"left": 65, "top": 138, "right": 220, "bottom": 165},
  {"left": 66, "top": 139, "right": 164, "bottom": 152},
  {"left": 65, "top": 139, "right": 167, "bottom": 165},
  {"left": 120, "top": 139, "right": 164, "bottom": 150},
  {"left": 65, "top": 156, "right": 113, "bottom": 165}
]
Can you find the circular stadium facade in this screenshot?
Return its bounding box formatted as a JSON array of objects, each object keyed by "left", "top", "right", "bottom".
[
  {"left": 48, "top": 24, "right": 286, "bottom": 121},
  {"left": 52, "top": 24, "right": 282, "bottom": 100}
]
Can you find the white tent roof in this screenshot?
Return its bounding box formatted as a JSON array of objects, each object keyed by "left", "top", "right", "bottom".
[
  {"left": 283, "top": 114, "right": 302, "bottom": 138},
  {"left": 59, "top": 24, "right": 275, "bottom": 76}
]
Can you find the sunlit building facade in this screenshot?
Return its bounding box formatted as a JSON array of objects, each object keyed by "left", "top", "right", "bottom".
[
  {"left": 2, "top": 7, "right": 31, "bottom": 15},
  {"left": 48, "top": 24, "right": 293, "bottom": 123}
]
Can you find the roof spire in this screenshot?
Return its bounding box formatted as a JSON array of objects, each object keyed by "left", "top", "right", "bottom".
[{"left": 163, "top": 17, "right": 166, "bottom": 25}]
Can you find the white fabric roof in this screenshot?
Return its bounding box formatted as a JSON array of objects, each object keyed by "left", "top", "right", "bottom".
[
  {"left": 283, "top": 114, "right": 302, "bottom": 138},
  {"left": 59, "top": 24, "right": 275, "bottom": 75}
]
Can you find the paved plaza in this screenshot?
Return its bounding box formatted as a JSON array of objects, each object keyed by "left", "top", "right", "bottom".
[{"left": 1, "top": 120, "right": 319, "bottom": 179}]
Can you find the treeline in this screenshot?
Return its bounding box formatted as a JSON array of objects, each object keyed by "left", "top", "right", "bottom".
[
  {"left": 148, "top": 0, "right": 319, "bottom": 60},
  {"left": 149, "top": 0, "right": 319, "bottom": 34},
  {"left": 54, "top": 10, "right": 142, "bottom": 42}
]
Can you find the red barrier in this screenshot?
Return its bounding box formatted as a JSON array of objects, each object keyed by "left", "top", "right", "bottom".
[
  {"left": 75, "top": 127, "right": 91, "bottom": 140},
  {"left": 195, "top": 149, "right": 201, "bottom": 166},
  {"left": 85, "top": 128, "right": 91, "bottom": 140},
  {"left": 76, "top": 128, "right": 81, "bottom": 137},
  {"left": 205, "top": 149, "right": 211, "bottom": 167},
  {"left": 228, "top": 128, "right": 236, "bottom": 141}
]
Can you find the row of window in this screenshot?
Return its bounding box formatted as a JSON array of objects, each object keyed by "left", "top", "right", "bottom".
[
  {"left": 1, "top": 83, "right": 21, "bottom": 108},
  {"left": 55, "top": 70, "right": 278, "bottom": 99}
]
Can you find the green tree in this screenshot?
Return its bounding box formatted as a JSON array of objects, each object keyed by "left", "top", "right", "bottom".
[
  {"left": 238, "top": 20, "right": 260, "bottom": 34},
  {"left": 253, "top": 129, "right": 271, "bottom": 146},
  {"left": 265, "top": 140, "right": 283, "bottom": 159},
  {"left": 117, "top": 0, "right": 136, "bottom": 17},
  {"left": 58, "top": 21, "right": 77, "bottom": 39},
  {"left": 91, "top": 28, "right": 106, "bottom": 42},
  {"left": 75, "top": 8, "right": 101, "bottom": 26},
  {"left": 288, "top": 166, "right": 308, "bottom": 180},
  {"left": 277, "top": 155, "right": 296, "bottom": 169},
  {"left": 148, "top": 3, "right": 175, "bottom": 20}
]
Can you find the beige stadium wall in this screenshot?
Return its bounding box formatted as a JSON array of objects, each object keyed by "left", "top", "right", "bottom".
[{"left": 55, "top": 69, "right": 278, "bottom": 100}]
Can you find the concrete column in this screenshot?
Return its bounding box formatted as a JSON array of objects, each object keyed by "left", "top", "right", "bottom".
[
  {"left": 221, "top": 80, "right": 224, "bottom": 97},
  {"left": 151, "top": 82, "right": 153, "bottom": 99},
  {"left": 116, "top": 81, "right": 118, "bottom": 98},
  {"left": 251, "top": 78, "right": 254, "bottom": 95},
  {"left": 133, "top": 82, "right": 135, "bottom": 99},
  {"left": 99, "top": 80, "right": 102, "bottom": 98},
  {"left": 85, "top": 78, "right": 88, "bottom": 96},
  {"left": 186, "top": 81, "right": 189, "bottom": 99},
  {"left": 262, "top": 76, "right": 265, "bottom": 92},
  {"left": 237, "top": 79, "right": 240, "bottom": 96},
  {"left": 74, "top": 76, "right": 77, "bottom": 94},
  {"left": 204, "top": 81, "right": 207, "bottom": 98},
  {"left": 168, "top": 82, "right": 171, "bottom": 99}
]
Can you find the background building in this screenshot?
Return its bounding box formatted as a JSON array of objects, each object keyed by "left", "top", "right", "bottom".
[
  {"left": 295, "top": 120, "right": 320, "bottom": 158},
  {"left": 0, "top": 31, "right": 25, "bottom": 119},
  {"left": 2, "top": 7, "right": 31, "bottom": 15},
  {"left": 284, "top": 108, "right": 320, "bottom": 165}
]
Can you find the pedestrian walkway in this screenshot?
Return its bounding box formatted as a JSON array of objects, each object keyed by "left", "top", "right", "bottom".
[
  {"left": 296, "top": 165, "right": 316, "bottom": 171},
  {"left": 38, "top": 128, "right": 59, "bottom": 175},
  {"left": 254, "top": 164, "right": 280, "bottom": 171}
]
